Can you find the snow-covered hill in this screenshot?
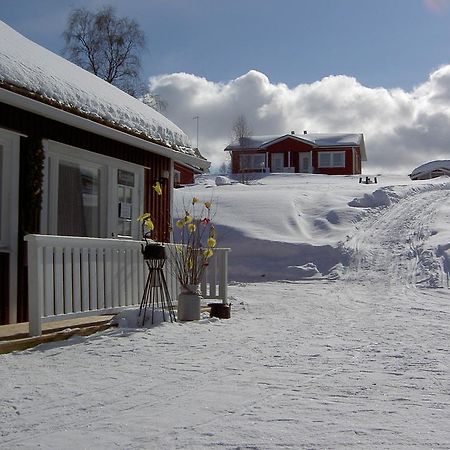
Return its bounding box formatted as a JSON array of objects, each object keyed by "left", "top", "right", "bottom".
[
  {"left": 2, "top": 173, "right": 450, "bottom": 449},
  {"left": 175, "top": 173, "right": 450, "bottom": 285}
]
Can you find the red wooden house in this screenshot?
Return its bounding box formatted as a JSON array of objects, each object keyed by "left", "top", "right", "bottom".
[
  {"left": 174, "top": 149, "right": 206, "bottom": 186},
  {"left": 225, "top": 131, "right": 367, "bottom": 175},
  {"left": 0, "top": 21, "right": 209, "bottom": 325}
]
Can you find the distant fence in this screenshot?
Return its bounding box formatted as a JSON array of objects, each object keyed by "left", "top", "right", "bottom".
[{"left": 25, "top": 234, "right": 229, "bottom": 336}]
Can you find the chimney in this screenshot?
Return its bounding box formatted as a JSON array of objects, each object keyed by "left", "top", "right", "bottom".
[
  {"left": 291, "top": 130, "right": 295, "bottom": 134},
  {"left": 303, "top": 130, "right": 307, "bottom": 134}
]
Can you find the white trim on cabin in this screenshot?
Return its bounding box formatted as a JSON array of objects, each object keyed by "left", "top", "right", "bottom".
[
  {"left": 0, "top": 87, "right": 210, "bottom": 171},
  {"left": 0, "top": 128, "right": 20, "bottom": 323}
]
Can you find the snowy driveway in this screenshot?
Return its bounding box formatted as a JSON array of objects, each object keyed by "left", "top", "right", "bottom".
[
  {"left": 1, "top": 182, "right": 450, "bottom": 449},
  {"left": 2, "top": 278, "right": 450, "bottom": 449}
]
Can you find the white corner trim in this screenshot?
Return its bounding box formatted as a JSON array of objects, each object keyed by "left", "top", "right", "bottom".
[
  {"left": 0, "top": 128, "right": 21, "bottom": 323},
  {"left": 0, "top": 87, "right": 210, "bottom": 170}
]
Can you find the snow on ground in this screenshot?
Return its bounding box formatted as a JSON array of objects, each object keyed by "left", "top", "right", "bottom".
[{"left": 2, "top": 174, "right": 450, "bottom": 449}]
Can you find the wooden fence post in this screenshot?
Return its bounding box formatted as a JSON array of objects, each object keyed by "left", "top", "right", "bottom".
[{"left": 25, "top": 235, "right": 43, "bottom": 337}]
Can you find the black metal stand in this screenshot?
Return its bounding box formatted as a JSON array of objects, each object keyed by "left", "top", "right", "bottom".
[{"left": 139, "top": 258, "right": 176, "bottom": 325}]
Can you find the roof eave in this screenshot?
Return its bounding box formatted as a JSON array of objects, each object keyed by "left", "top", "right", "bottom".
[{"left": 0, "top": 85, "right": 211, "bottom": 170}]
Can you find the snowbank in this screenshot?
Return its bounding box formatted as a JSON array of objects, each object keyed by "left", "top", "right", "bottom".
[
  {"left": 410, "top": 159, "right": 450, "bottom": 180},
  {"left": 175, "top": 173, "right": 450, "bottom": 282}
]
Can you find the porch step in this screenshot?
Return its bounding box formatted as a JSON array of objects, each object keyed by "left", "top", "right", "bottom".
[{"left": 0, "top": 315, "right": 116, "bottom": 354}]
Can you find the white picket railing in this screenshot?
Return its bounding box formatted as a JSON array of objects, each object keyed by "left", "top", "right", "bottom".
[{"left": 25, "top": 234, "right": 230, "bottom": 336}]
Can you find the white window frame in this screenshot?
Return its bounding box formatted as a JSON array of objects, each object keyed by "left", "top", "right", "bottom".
[
  {"left": 0, "top": 128, "right": 21, "bottom": 323},
  {"left": 42, "top": 140, "right": 144, "bottom": 239},
  {"left": 318, "top": 151, "right": 346, "bottom": 168}
]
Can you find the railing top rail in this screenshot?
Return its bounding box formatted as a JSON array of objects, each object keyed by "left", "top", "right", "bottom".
[{"left": 24, "top": 234, "right": 231, "bottom": 252}]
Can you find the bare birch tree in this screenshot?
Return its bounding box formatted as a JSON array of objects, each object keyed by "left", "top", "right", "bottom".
[
  {"left": 232, "top": 114, "right": 252, "bottom": 145},
  {"left": 63, "top": 5, "right": 163, "bottom": 107}
]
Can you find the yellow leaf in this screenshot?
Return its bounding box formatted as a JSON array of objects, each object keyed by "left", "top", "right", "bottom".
[
  {"left": 153, "top": 181, "right": 162, "bottom": 196},
  {"left": 188, "top": 223, "right": 196, "bottom": 233},
  {"left": 207, "top": 237, "right": 216, "bottom": 248},
  {"left": 137, "top": 212, "right": 151, "bottom": 222},
  {"left": 144, "top": 218, "right": 154, "bottom": 231},
  {"left": 192, "top": 197, "right": 199, "bottom": 204},
  {"left": 204, "top": 248, "right": 214, "bottom": 259}
]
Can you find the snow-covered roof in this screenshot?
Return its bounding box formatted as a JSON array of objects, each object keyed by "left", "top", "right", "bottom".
[
  {"left": 0, "top": 20, "right": 208, "bottom": 168},
  {"left": 410, "top": 160, "right": 450, "bottom": 180},
  {"left": 225, "top": 132, "right": 367, "bottom": 161}
]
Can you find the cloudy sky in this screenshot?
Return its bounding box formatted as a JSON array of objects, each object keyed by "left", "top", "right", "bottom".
[{"left": 2, "top": 0, "right": 450, "bottom": 173}]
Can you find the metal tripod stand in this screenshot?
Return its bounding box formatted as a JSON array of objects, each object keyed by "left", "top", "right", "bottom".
[{"left": 139, "top": 256, "right": 176, "bottom": 325}]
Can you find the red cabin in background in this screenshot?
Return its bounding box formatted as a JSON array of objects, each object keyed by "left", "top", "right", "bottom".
[
  {"left": 174, "top": 162, "right": 204, "bottom": 186},
  {"left": 225, "top": 131, "right": 367, "bottom": 175}
]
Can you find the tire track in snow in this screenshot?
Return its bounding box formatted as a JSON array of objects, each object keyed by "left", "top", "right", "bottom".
[{"left": 344, "top": 189, "right": 450, "bottom": 292}]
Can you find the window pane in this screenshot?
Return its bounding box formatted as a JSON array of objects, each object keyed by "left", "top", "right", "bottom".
[
  {"left": 333, "top": 152, "right": 344, "bottom": 167},
  {"left": 241, "top": 154, "right": 266, "bottom": 170},
  {"left": 319, "top": 152, "right": 331, "bottom": 167},
  {"left": 117, "top": 169, "right": 135, "bottom": 187},
  {"left": 117, "top": 185, "right": 133, "bottom": 237},
  {"left": 240, "top": 154, "right": 250, "bottom": 169},
  {"left": 253, "top": 155, "right": 265, "bottom": 169},
  {"left": 58, "top": 162, "right": 100, "bottom": 237}
]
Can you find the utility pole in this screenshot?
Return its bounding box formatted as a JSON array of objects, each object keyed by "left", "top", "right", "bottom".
[{"left": 193, "top": 115, "right": 199, "bottom": 149}]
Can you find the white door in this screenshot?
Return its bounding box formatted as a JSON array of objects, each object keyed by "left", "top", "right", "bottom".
[
  {"left": 300, "top": 153, "right": 311, "bottom": 173},
  {"left": 271, "top": 153, "right": 284, "bottom": 172}
]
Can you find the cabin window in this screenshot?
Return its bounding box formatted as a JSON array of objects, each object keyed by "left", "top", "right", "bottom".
[
  {"left": 44, "top": 141, "right": 143, "bottom": 239},
  {"left": 240, "top": 154, "right": 266, "bottom": 171},
  {"left": 57, "top": 162, "right": 101, "bottom": 237},
  {"left": 174, "top": 170, "right": 181, "bottom": 186},
  {"left": 318, "top": 151, "right": 346, "bottom": 168},
  {"left": 117, "top": 169, "right": 135, "bottom": 237}
]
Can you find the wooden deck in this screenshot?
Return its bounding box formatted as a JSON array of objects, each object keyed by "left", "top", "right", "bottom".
[{"left": 0, "top": 315, "right": 116, "bottom": 354}]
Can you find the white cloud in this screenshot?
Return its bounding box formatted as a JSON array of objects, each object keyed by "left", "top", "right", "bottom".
[{"left": 149, "top": 68, "right": 450, "bottom": 174}]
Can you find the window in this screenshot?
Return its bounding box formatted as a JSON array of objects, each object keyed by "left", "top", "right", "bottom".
[
  {"left": 57, "top": 162, "right": 101, "bottom": 237},
  {"left": 318, "top": 151, "right": 346, "bottom": 168},
  {"left": 174, "top": 170, "right": 181, "bottom": 186},
  {"left": 44, "top": 141, "right": 143, "bottom": 239},
  {"left": 117, "top": 169, "right": 135, "bottom": 237},
  {"left": 271, "top": 153, "right": 284, "bottom": 172},
  {"left": 240, "top": 153, "right": 266, "bottom": 171}
]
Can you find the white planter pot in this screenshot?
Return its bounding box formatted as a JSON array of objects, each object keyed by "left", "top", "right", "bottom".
[{"left": 177, "top": 289, "right": 201, "bottom": 321}]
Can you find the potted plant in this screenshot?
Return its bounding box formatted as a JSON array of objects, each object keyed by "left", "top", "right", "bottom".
[
  {"left": 138, "top": 186, "right": 217, "bottom": 321},
  {"left": 170, "top": 197, "right": 216, "bottom": 320}
]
